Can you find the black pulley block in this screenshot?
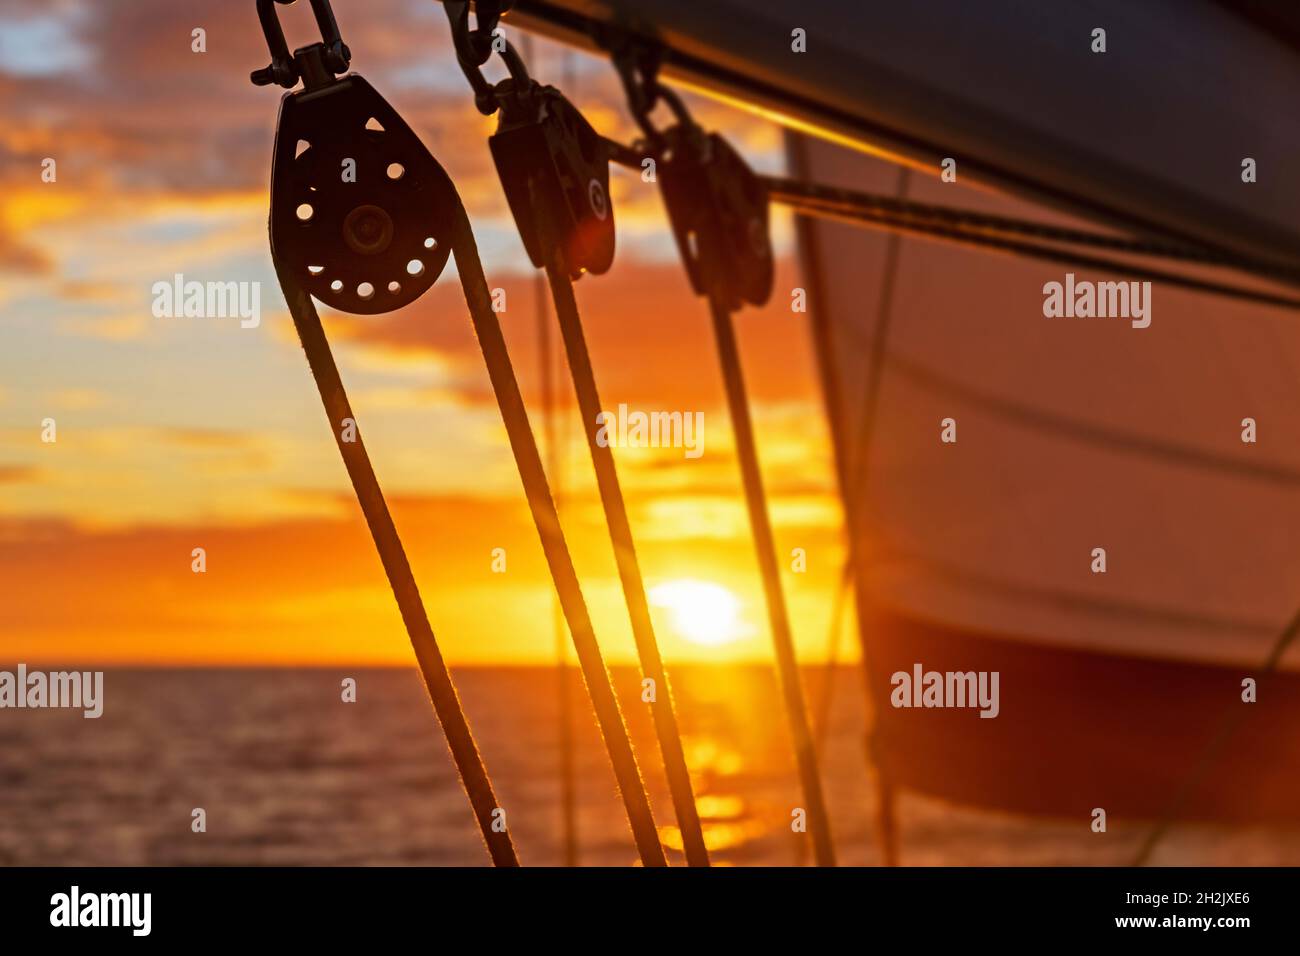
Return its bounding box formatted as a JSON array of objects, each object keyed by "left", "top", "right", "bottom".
[
  {"left": 657, "top": 126, "right": 774, "bottom": 310},
  {"left": 490, "top": 84, "right": 616, "bottom": 279},
  {"left": 269, "top": 75, "right": 454, "bottom": 315}
]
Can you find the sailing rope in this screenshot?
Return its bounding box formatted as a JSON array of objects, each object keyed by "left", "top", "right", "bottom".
[
  {"left": 448, "top": 179, "right": 668, "bottom": 868},
  {"left": 542, "top": 247, "right": 711, "bottom": 866},
  {"left": 763, "top": 177, "right": 1268, "bottom": 271},
  {"left": 1132, "top": 606, "right": 1300, "bottom": 865},
  {"left": 785, "top": 130, "right": 909, "bottom": 863},
  {"left": 517, "top": 27, "right": 580, "bottom": 870},
  {"left": 794, "top": 557, "right": 850, "bottom": 867},
  {"left": 260, "top": 0, "right": 667, "bottom": 867},
  {"left": 787, "top": 138, "right": 911, "bottom": 865},
  {"left": 445, "top": 1, "right": 698, "bottom": 866},
  {"left": 539, "top": 265, "right": 581, "bottom": 867},
  {"left": 607, "top": 140, "right": 1300, "bottom": 311},
  {"left": 253, "top": 0, "right": 518, "bottom": 868},
  {"left": 448, "top": 12, "right": 710, "bottom": 865},
  {"left": 276, "top": 270, "right": 521, "bottom": 867},
  {"left": 763, "top": 179, "right": 1300, "bottom": 312},
  {"left": 812, "top": 561, "right": 852, "bottom": 753},
  {"left": 838, "top": 168, "right": 911, "bottom": 867},
  {"left": 603, "top": 43, "right": 843, "bottom": 866},
  {"left": 706, "top": 291, "right": 840, "bottom": 866}
]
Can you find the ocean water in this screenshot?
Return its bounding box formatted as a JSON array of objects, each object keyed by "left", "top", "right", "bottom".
[{"left": 1, "top": 666, "right": 1296, "bottom": 866}]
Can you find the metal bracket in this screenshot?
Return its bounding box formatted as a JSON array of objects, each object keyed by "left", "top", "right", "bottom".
[{"left": 251, "top": 0, "right": 352, "bottom": 91}]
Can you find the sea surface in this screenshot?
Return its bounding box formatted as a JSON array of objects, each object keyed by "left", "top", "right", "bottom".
[{"left": 2, "top": 666, "right": 1297, "bottom": 866}]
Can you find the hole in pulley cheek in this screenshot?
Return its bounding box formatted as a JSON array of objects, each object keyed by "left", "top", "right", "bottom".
[
  {"left": 407, "top": 259, "right": 425, "bottom": 277},
  {"left": 357, "top": 282, "right": 375, "bottom": 300}
]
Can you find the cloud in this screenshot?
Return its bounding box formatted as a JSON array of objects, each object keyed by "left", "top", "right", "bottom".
[{"left": 0, "top": 465, "right": 43, "bottom": 485}]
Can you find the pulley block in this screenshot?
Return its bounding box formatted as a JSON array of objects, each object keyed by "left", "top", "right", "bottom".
[
  {"left": 490, "top": 83, "right": 616, "bottom": 278},
  {"left": 657, "top": 126, "right": 774, "bottom": 310},
  {"left": 269, "top": 75, "right": 454, "bottom": 315}
]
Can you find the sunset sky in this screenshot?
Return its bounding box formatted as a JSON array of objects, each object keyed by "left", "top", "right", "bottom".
[{"left": 0, "top": 0, "right": 851, "bottom": 665}]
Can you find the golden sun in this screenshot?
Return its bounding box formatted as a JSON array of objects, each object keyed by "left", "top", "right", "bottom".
[{"left": 648, "top": 578, "right": 748, "bottom": 647}]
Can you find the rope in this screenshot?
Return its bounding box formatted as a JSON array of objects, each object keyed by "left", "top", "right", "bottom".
[
  {"left": 447, "top": 197, "right": 669, "bottom": 867},
  {"left": 610, "top": 138, "right": 1300, "bottom": 282},
  {"left": 767, "top": 188, "right": 1300, "bottom": 313},
  {"left": 1132, "top": 606, "right": 1300, "bottom": 865},
  {"left": 764, "top": 176, "right": 1265, "bottom": 271},
  {"left": 836, "top": 167, "right": 910, "bottom": 868},
  {"left": 706, "top": 288, "right": 839, "bottom": 866},
  {"left": 787, "top": 132, "right": 908, "bottom": 865},
  {"left": 524, "top": 29, "right": 581, "bottom": 871},
  {"left": 812, "top": 561, "right": 852, "bottom": 751},
  {"left": 603, "top": 49, "right": 839, "bottom": 862},
  {"left": 607, "top": 140, "right": 1300, "bottom": 307},
  {"left": 537, "top": 218, "right": 711, "bottom": 866},
  {"left": 533, "top": 224, "right": 580, "bottom": 869},
  {"left": 440, "top": 15, "right": 666, "bottom": 867},
  {"left": 274, "top": 266, "right": 520, "bottom": 868}
]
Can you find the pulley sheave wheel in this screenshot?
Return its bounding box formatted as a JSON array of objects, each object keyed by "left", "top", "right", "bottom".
[{"left": 269, "top": 75, "right": 453, "bottom": 315}]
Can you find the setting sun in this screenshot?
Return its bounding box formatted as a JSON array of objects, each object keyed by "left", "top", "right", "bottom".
[{"left": 649, "top": 579, "right": 749, "bottom": 647}]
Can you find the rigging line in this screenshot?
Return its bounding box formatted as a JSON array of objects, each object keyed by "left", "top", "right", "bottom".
[
  {"left": 795, "top": 557, "right": 850, "bottom": 868},
  {"left": 813, "top": 559, "right": 853, "bottom": 751},
  {"left": 523, "top": 26, "right": 580, "bottom": 871},
  {"left": 837, "top": 166, "right": 912, "bottom": 868},
  {"left": 446, "top": 196, "right": 669, "bottom": 867},
  {"left": 444, "top": 6, "right": 665, "bottom": 865},
  {"left": 541, "top": 244, "right": 711, "bottom": 867},
  {"left": 481, "top": 19, "right": 689, "bottom": 863},
  {"left": 763, "top": 195, "right": 1300, "bottom": 314},
  {"left": 608, "top": 137, "right": 1300, "bottom": 288},
  {"left": 787, "top": 134, "right": 905, "bottom": 866},
  {"left": 609, "top": 129, "right": 1300, "bottom": 309},
  {"left": 706, "top": 288, "right": 839, "bottom": 867},
  {"left": 1132, "top": 605, "right": 1300, "bottom": 866},
  {"left": 529, "top": 165, "right": 708, "bottom": 864},
  {"left": 762, "top": 176, "right": 1263, "bottom": 273},
  {"left": 535, "top": 220, "right": 580, "bottom": 869},
  {"left": 274, "top": 267, "right": 519, "bottom": 868}
]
